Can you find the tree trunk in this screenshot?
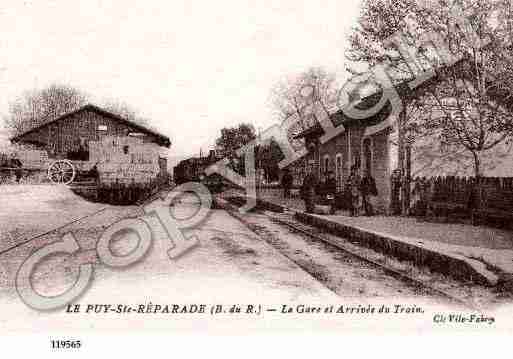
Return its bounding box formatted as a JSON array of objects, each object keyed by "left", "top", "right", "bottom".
[
  {"left": 471, "top": 150, "right": 482, "bottom": 210},
  {"left": 472, "top": 151, "right": 481, "bottom": 178},
  {"left": 403, "top": 144, "right": 412, "bottom": 215}
]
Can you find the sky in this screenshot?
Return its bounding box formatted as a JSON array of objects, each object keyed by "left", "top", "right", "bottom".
[{"left": 0, "top": 0, "right": 362, "bottom": 163}]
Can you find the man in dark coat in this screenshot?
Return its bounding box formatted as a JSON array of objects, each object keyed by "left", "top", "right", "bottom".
[
  {"left": 322, "top": 171, "right": 337, "bottom": 214},
  {"left": 88, "top": 162, "right": 100, "bottom": 184},
  {"left": 359, "top": 168, "right": 378, "bottom": 216},
  {"left": 390, "top": 169, "right": 402, "bottom": 215},
  {"left": 9, "top": 153, "right": 23, "bottom": 183},
  {"left": 300, "top": 164, "right": 318, "bottom": 213},
  {"left": 346, "top": 166, "right": 361, "bottom": 216},
  {"left": 324, "top": 171, "right": 337, "bottom": 196},
  {"left": 281, "top": 169, "right": 294, "bottom": 198}
]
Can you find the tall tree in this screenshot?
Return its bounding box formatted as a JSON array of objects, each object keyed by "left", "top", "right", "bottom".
[
  {"left": 4, "top": 84, "right": 88, "bottom": 135},
  {"left": 270, "top": 67, "right": 339, "bottom": 149},
  {"left": 215, "top": 123, "right": 257, "bottom": 174},
  {"left": 346, "top": 0, "right": 513, "bottom": 177},
  {"left": 215, "top": 123, "right": 257, "bottom": 157},
  {"left": 256, "top": 139, "right": 284, "bottom": 182}
]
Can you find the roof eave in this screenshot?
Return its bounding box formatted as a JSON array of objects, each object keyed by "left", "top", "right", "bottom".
[{"left": 10, "top": 104, "right": 172, "bottom": 148}]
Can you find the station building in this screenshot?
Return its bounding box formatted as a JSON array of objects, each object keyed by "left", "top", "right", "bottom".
[{"left": 284, "top": 92, "right": 399, "bottom": 214}]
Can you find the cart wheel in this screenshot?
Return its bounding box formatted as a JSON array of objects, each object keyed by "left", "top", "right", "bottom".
[{"left": 47, "top": 160, "right": 76, "bottom": 185}]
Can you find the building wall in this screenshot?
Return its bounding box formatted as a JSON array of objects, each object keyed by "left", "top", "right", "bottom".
[
  {"left": 349, "top": 126, "right": 365, "bottom": 171},
  {"left": 318, "top": 129, "right": 349, "bottom": 191},
  {"left": 366, "top": 129, "right": 392, "bottom": 213},
  {"left": 287, "top": 124, "right": 392, "bottom": 214},
  {"left": 316, "top": 125, "right": 367, "bottom": 187},
  {"left": 158, "top": 157, "right": 168, "bottom": 176}
]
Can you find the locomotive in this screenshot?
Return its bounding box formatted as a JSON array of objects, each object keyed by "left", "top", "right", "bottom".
[{"left": 173, "top": 150, "right": 225, "bottom": 193}]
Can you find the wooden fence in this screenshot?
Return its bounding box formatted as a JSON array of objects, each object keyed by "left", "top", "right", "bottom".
[{"left": 411, "top": 176, "right": 513, "bottom": 220}]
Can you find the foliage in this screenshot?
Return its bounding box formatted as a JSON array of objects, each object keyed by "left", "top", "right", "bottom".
[
  {"left": 269, "top": 67, "right": 339, "bottom": 150},
  {"left": 215, "top": 123, "right": 257, "bottom": 158},
  {"left": 4, "top": 84, "right": 88, "bottom": 135},
  {"left": 256, "top": 139, "right": 284, "bottom": 182},
  {"left": 214, "top": 123, "right": 257, "bottom": 174}
]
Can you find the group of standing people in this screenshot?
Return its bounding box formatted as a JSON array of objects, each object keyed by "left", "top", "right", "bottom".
[
  {"left": 281, "top": 166, "right": 319, "bottom": 213},
  {"left": 346, "top": 166, "right": 378, "bottom": 217},
  {"left": 282, "top": 164, "right": 378, "bottom": 216}
]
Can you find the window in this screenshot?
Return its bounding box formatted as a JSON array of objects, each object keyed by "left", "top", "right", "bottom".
[
  {"left": 98, "top": 125, "right": 107, "bottom": 131},
  {"left": 323, "top": 155, "right": 330, "bottom": 176}
]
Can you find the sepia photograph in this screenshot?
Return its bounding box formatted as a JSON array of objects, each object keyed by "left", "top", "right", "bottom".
[{"left": 0, "top": 0, "right": 512, "bottom": 355}]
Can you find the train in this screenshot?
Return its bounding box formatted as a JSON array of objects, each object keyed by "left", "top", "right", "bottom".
[{"left": 173, "top": 151, "right": 226, "bottom": 193}]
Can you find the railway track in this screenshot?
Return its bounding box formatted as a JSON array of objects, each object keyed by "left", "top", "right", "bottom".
[
  {"left": 0, "top": 206, "right": 109, "bottom": 257},
  {"left": 0, "top": 185, "right": 171, "bottom": 257},
  {"left": 217, "top": 197, "right": 479, "bottom": 309},
  {"left": 266, "top": 212, "right": 478, "bottom": 310}
]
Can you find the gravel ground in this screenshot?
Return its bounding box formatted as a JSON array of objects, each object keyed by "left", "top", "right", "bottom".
[
  {"left": 229, "top": 210, "right": 438, "bottom": 300},
  {"left": 0, "top": 188, "right": 341, "bottom": 332},
  {"left": 0, "top": 184, "right": 113, "bottom": 252},
  {"left": 227, "top": 207, "right": 512, "bottom": 310}
]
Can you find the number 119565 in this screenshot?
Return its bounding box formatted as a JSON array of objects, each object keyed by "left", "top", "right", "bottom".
[{"left": 51, "top": 340, "right": 81, "bottom": 349}]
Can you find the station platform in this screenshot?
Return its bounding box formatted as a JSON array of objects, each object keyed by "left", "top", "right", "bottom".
[{"left": 226, "top": 188, "right": 513, "bottom": 287}]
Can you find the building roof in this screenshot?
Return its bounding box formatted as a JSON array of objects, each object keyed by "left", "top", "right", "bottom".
[
  {"left": 292, "top": 123, "right": 324, "bottom": 140},
  {"left": 10, "top": 104, "right": 171, "bottom": 148},
  {"left": 292, "top": 57, "right": 489, "bottom": 142},
  {"left": 292, "top": 94, "right": 393, "bottom": 140}
]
